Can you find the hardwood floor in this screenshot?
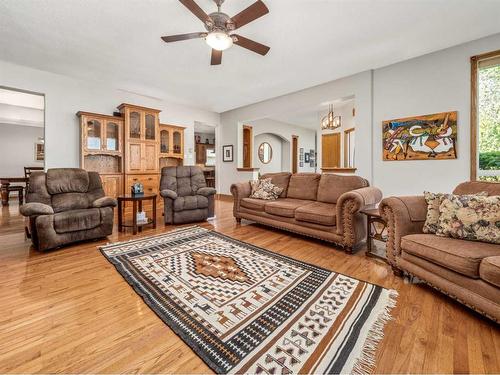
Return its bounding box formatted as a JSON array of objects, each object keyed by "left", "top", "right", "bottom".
[{"left": 0, "top": 197, "right": 498, "bottom": 373}]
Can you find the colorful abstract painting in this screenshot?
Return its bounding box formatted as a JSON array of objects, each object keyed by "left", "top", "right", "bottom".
[{"left": 383, "top": 111, "right": 457, "bottom": 161}]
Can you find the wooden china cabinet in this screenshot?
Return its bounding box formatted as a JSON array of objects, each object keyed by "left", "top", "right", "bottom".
[
  {"left": 77, "top": 112, "right": 124, "bottom": 198},
  {"left": 118, "top": 103, "right": 161, "bottom": 217},
  {"left": 159, "top": 123, "right": 185, "bottom": 168},
  {"left": 78, "top": 104, "right": 186, "bottom": 220}
]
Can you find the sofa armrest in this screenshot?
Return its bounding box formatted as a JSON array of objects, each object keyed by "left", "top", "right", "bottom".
[
  {"left": 197, "top": 187, "right": 216, "bottom": 197},
  {"left": 160, "top": 189, "right": 178, "bottom": 200},
  {"left": 19, "top": 202, "right": 54, "bottom": 217},
  {"left": 336, "top": 187, "right": 383, "bottom": 249},
  {"left": 379, "top": 196, "right": 427, "bottom": 266},
  {"left": 92, "top": 196, "right": 117, "bottom": 208},
  {"left": 230, "top": 182, "right": 252, "bottom": 217}
]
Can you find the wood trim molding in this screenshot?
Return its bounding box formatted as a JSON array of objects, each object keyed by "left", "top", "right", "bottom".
[
  {"left": 117, "top": 103, "right": 161, "bottom": 113},
  {"left": 321, "top": 167, "right": 357, "bottom": 173},
  {"left": 237, "top": 167, "right": 259, "bottom": 172},
  {"left": 470, "top": 49, "right": 500, "bottom": 181},
  {"left": 343, "top": 127, "right": 355, "bottom": 168},
  {"left": 76, "top": 111, "right": 123, "bottom": 121}
]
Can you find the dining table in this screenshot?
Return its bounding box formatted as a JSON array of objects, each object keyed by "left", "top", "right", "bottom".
[{"left": 1, "top": 177, "right": 28, "bottom": 206}]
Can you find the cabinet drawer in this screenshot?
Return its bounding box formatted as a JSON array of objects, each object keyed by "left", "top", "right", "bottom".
[{"left": 126, "top": 174, "right": 159, "bottom": 195}]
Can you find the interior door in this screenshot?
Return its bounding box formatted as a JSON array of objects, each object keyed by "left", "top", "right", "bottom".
[
  {"left": 292, "top": 136, "right": 298, "bottom": 173},
  {"left": 322, "top": 133, "right": 341, "bottom": 168}
]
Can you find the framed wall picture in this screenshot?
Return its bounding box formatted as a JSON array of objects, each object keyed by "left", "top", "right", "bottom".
[
  {"left": 304, "top": 153, "right": 310, "bottom": 163},
  {"left": 382, "top": 111, "right": 457, "bottom": 161},
  {"left": 299, "top": 161, "right": 304, "bottom": 167},
  {"left": 34, "top": 142, "right": 45, "bottom": 161},
  {"left": 222, "top": 145, "right": 233, "bottom": 162}
]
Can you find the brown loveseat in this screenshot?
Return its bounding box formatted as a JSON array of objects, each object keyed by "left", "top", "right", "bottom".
[
  {"left": 160, "top": 166, "right": 216, "bottom": 224},
  {"left": 231, "top": 172, "right": 382, "bottom": 253},
  {"left": 20, "top": 168, "right": 116, "bottom": 251},
  {"left": 380, "top": 181, "right": 500, "bottom": 322}
]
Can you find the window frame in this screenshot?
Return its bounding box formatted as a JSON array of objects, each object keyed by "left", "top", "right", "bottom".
[{"left": 470, "top": 49, "right": 500, "bottom": 181}]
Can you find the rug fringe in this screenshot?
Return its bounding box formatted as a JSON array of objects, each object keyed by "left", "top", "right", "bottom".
[{"left": 351, "top": 289, "right": 399, "bottom": 375}]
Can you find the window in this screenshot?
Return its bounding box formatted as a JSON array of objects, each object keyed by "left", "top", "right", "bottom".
[{"left": 471, "top": 50, "right": 500, "bottom": 181}]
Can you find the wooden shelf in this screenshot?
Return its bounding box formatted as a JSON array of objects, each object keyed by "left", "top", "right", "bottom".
[
  {"left": 321, "top": 167, "right": 357, "bottom": 173},
  {"left": 237, "top": 167, "right": 260, "bottom": 172}
]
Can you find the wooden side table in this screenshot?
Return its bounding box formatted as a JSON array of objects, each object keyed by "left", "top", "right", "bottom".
[
  {"left": 361, "top": 208, "right": 388, "bottom": 261},
  {"left": 117, "top": 194, "right": 157, "bottom": 235}
]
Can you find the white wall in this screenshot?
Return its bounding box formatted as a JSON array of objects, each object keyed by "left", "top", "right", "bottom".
[
  {"left": 372, "top": 32, "right": 500, "bottom": 196},
  {"left": 0, "top": 59, "right": 220, "bottom": 170},
  {"left": 0, "top": 124, "right": 44, "bottom": 176},
  {"left": 219, "top": 71, "right": 372, "bottom": 194},
  {"left": 219, "top": 33, "right": 500, "bottom": 196},
  {"left": 254, "top": 133, "right": 284, "bottom": 174},
  {"left": 249, "top": 118, "right": 316, "bottom": 173}
]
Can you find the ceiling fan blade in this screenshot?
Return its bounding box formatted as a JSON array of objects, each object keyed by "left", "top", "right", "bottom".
[
  {"left": 233, "top": 34, "right": 270, "bottom": 56},
  {"left": 230, "top": 0, "right": 269, "bottom": 29},
  {"left": 211, "top": 49, "right": 222, "bottom": 65},
  {"left": 161, "top": 32, "right": 206, "bottom": 43},
  {"left": 179, "top": 0, "right": 212, "bottom": 24}
]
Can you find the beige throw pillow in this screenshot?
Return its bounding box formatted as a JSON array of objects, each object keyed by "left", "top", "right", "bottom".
[
  {"left": 423, "top": 191, "right": 488, "bottom": 234},
  {"left": 250, "top": 178, "right": 283, "bottom": 200},
  {"left": 436, "top": 194, "right": 500, "bottom": 244}
]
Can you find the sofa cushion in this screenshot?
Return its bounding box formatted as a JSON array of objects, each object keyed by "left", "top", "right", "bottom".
[
  {"left": 317, "top": 174, "right": 368, "bottom": 204},
  {"left": 295, "top": 202, "right": 336, "bottom": 226},
  {"left": 286, "top": 173, "right": 321, "bottom": 200},
  {"left": 260, "top": 172, "right": 291, "bottom": 198},
  {"left": 250, "top": 178, "right": 283, "bottom": 200},
  {"left": 173, "top": 195, "right": 209, "bottom": 212},
  {"left": 437, "top": 194, "right": 500, "bottom": 244},
  {"left": 265, "top": 198, "right": 312, "bottom": 218},
  {"left": 480, "top": 256, "right": 500, "bottom": 288},
  {"left": 241, "top": 198, "right": 268, "bottom": 212},
  {"left": 51, "top": 192, "right": 90, "bottom": 213},
  {"left": 46, "top": 168, "right": 89, "bottom": 194},
  {"left": 53, "top": 208, "right": 101, "bottom": 234},
  {"left": 401, "top": 234, "right": 500, "bottom": 278}
]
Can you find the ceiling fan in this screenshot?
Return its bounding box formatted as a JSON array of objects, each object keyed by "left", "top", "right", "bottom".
[{"left": 161, "top": 0, "right": 270, "bottom": 65}]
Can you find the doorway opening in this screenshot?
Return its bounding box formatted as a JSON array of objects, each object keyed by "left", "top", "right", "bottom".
[
  {"left": 194, "top": 122, "right": 216, "bottom": 188},
  {"left": 0, "top": 86, "right": 45, "bottom": 207}
]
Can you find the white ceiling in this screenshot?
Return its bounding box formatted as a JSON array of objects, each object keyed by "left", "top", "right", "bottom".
[
  {"left": 269, "top": 98, "right": 354, "bottom": 129},
  {"left": 0, "top": 0, "right": 499, "bottom": 112}
]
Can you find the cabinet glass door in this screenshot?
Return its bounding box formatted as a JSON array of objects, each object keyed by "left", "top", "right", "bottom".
[
  {"left": 129, "top": 111, "right": 141, "bottom": 139},
  {"left": 173, "top": 131, "right": 181, "bottom": 154},
  {"left": 86, "top": 119, "right": 102, "bottom": 150},
  {"left": 106, "top": 121, "right": 119, "bottom": 151},
  {"left": 145, "top": 113, "right": 156, "bottom": 140},
  {"left": 160, "top": 129, "right": 169, "bottom": 154}
]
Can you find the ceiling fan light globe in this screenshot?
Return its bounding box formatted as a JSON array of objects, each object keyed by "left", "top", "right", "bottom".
[{"left": 205, "top": 31, "right": 233, "bottom": 51}]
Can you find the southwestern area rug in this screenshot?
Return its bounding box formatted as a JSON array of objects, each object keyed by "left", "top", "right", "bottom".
[{"left": 100, "top": 226, "right": 398, "bottom": 374}]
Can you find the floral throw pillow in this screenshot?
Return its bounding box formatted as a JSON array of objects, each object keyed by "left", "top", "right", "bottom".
[
  {"left": 250, "top": 178, "right": 283, "bottom": 200},
  {"left": 436, "top": 194, "right": 500, "bottom": 244},
  {"left": 423, "top": 191, "right": 488, "bottom": 234}
]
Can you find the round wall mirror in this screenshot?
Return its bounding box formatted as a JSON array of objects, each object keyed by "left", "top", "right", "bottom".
[{"left": 258, "top": 142, "right": 273, "bottom": 164}]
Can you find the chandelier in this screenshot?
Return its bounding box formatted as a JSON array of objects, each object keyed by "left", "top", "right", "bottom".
[{"left": 321, "top": 104, "right": 341, "bottom": 130}]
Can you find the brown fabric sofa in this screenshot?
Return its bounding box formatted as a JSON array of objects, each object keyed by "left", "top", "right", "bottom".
[
  {"left": 160, "top": 166, "right": 216, "bottom": 224},
  {"left": 20, "top": 168, "right": 116, "bottom": 251},
  {"left": 380, "top": 181, "right": 500, "bottom": 322},
  {"left": 231, "top": 172, "right": 382, "bottom": 253}
]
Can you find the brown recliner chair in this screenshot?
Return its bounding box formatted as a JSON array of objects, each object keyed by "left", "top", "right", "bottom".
[
  {"left": 160, "top": 166, "right": 216, "bottom": 224},
  {"left": 380, "top": 181, "right": 500, "bottom": 322},
  {"left": 20, "top": 168, "right": 116, "bottom": 251}
]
